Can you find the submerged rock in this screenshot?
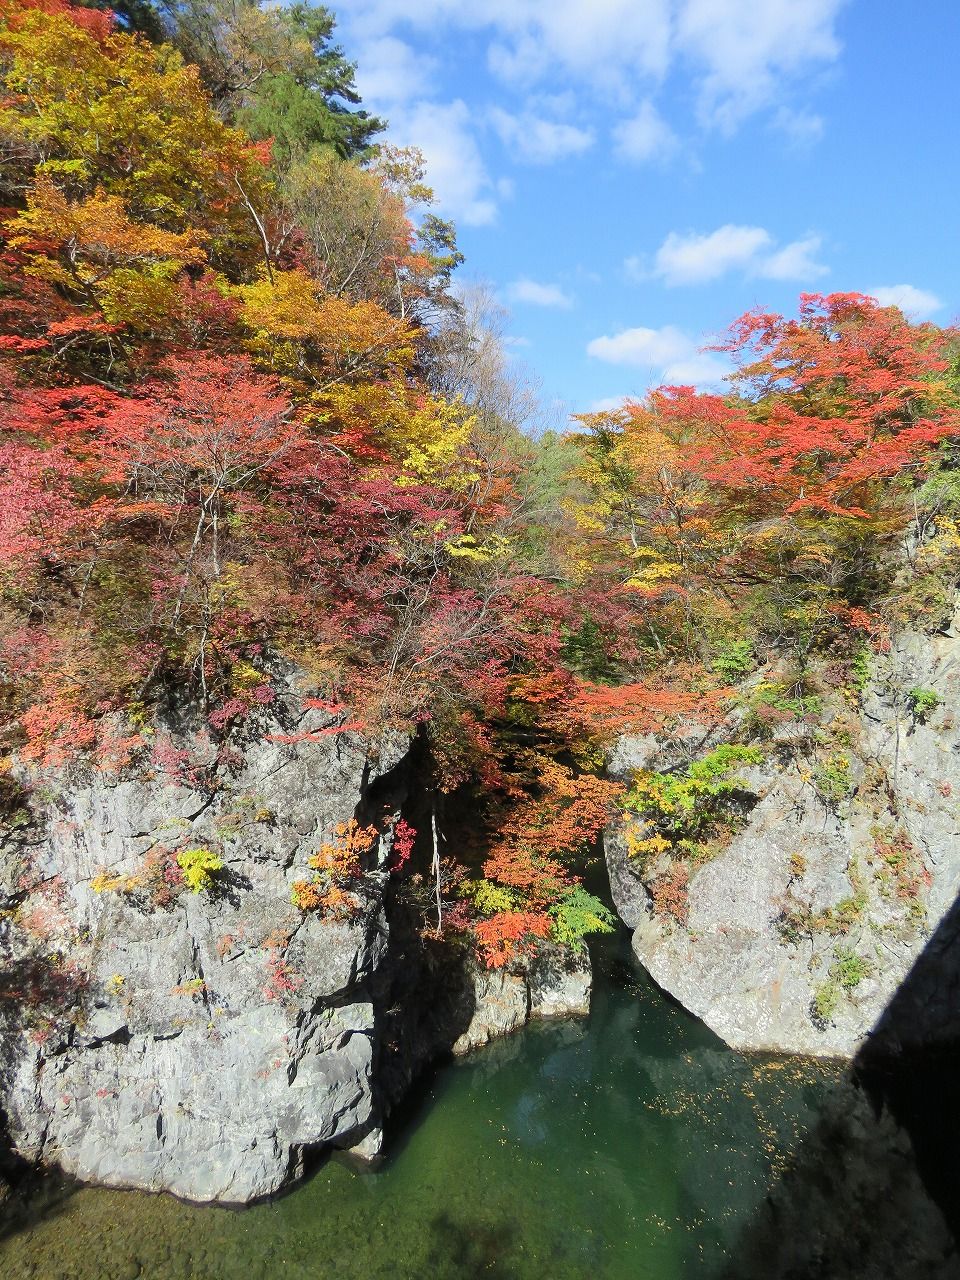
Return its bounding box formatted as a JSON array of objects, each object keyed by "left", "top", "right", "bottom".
[{"left": 605, "top": 614, "right": 960, "bottom": 1059}]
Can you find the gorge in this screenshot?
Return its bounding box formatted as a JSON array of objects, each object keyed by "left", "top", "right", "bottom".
[{"left": 1, "top": 0, "right": 959, "bottom": 1274}]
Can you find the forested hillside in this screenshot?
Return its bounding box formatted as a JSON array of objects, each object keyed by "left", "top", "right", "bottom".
[{"left": 2, "top": 0, "right": 959, "bottom": 979}]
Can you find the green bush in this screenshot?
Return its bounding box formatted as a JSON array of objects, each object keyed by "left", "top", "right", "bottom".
[
  {"left": 548, "top": 887, "right": 615, "bottom": 951},
  {"left": 625, "top": 744, "right": 763, "bottom": 856},
  {"left": 625, "top": 744, "right": 764, "bottom": 874},
  {"left": 812, "top": 979, "right": 840, "bottom": 1024},
  {"left": 907, "top": 687, "right": 942, "bottom": 723},
  {"left": 850, "top": 645, "right": 871, "bottom": 697},
  {"left": 710, "top": 638, "right": 755, "bottom": 684},
  {"left": 830, "top": 946, "right": 871, "bottom": 990},
  {"left": 813, "top": 753, "right": 852, "bottom": 807}
]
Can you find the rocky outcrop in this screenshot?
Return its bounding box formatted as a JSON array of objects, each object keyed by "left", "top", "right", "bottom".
[
  {"left": 605, "top": 614, "right": 960, "bottom": 1058},
  {"left": 0, "top": 683, "right": 591, "bottom": 1204},
  {"left": 0, "top": 689, "right": 408, "bottom": 1203},
  {"left": 451, "top": 950, "right": 591, "bottom": 1055}
]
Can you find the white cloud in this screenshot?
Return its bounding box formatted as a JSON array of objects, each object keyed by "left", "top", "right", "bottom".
[
  {"left": 586, "top": 395, "right": 632, "bottom": 414},
  {"left": 387, "top": 100, "right": 499, "bottom": 226},
  {"left": 490, "top": 107, "right": 595, "bottom": 163},
  {"left": 757, "top": 234, "right": 828, "bottom": 280},
  {"left": 773, "top": 105, "right": 825, "bottom": 145},
  {"left": 655, "top": 225, "right": 773, "bottom": 285},
  {"left": 587, "top": 324, "right": 694, "bottom": 367},
  {"left": 649, "top": 223, "right": 827, "bottom": 285},
  {"left": 508, "top": 278, "right": 574, "bottom": 309},
  {"left": 344, "top": 1, "right": 844, "bottom": 133},
  {"left": 661, "top": 352, "right": 730, "bottom": 388},
  {"left": 489, "top": 1, "right": 674, "bottom": 89},
  {"left": 352, "top": 36, "right": 437, "bottom": 107},
  {"left": 613, "top": 100, "right": 678, "bottom": 163},
  {"left": 677, "top": 0, "right": 845, "bottom": 131},
  {"left": 870, "top": 284, "right": 943, "bottom": 320},
  {"left": 587, "top": 324, "right": 730, "bottom": 389},
  {"left": 345, "top": 0, "right": 671, "bottom": 86}
]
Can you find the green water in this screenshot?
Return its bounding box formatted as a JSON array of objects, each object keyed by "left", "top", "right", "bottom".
[{"left": 0, "top": 934, "right": 840, "bottom": 1280}]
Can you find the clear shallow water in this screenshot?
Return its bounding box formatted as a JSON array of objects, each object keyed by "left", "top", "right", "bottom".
[{"left": 0, "top": 934, "right": 840, "bottom": 1280}]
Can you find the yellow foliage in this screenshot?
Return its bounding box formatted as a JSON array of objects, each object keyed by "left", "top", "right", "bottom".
[
  {"left": 917, "top": 518, "right": 960, "bottom": 564},
  {"left": 0, "top": 6, "right": 268, "bottom": 239},
  {"left": 626, "top": 828, "right": 671, "bottom": 865},
  {"left": 239, "top": 271, "right": 415, "bottom": 385},
  {"left": 9, "top": 180, "right": 206, "bottom": 271},
  {"left": 91, "top": 870, "right": 128, "bottom": 894},
  {"left": 444, "top": 534, "right": 513, "bottom": 562},
  {"left": 97, "top": 266, "right": 182, "bottom": 332},
  {"left": 315, "top": 377, "right": 479, "bottom": 487},
  {"left": 625, "top": 552, "right": 684, "bottom": 591},
  {"left": 239, "top": 269, "right": 318, "bottom": 341},
  {"left": 230, "top": 659, "right": 267, "bottom": 696},
  {"left": 395, "top": 401, "right": 474, "bottom": 484}
]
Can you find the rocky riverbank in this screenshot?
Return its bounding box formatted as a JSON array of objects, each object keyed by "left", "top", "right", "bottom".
[
  {"left": 0, "top": 681, "right": 591, "bottom": 1205},
  {"left": 604, "top": 612, "right": 960, "bottom": 1059}
]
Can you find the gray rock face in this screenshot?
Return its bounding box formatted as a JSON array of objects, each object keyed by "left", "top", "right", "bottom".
[
  {"left": 1, "top": 687, "right": 408, "bottom": 1203},
  {"left": 0, "top": 680, "right": 594, "bottom": 1203},
  {"left": 605, "top": 614, "right": 960, "bottom": 1058},
  {"left": 451, "top": 950, "right": 591, "bottom": 1055}
]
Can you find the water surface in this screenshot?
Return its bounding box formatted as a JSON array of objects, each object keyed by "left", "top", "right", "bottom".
[{"left": 0, "top": 933, "right": 840, "bottom": 1279}]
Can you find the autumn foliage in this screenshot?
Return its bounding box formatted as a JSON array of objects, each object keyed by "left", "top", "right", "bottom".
[{"left": 1, "top": 0, "right": 958, "bottom": 972}]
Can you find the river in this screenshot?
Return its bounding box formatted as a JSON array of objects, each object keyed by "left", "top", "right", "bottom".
[{"left": 0, "top": 926, "right": 843, "bottom": 1279}]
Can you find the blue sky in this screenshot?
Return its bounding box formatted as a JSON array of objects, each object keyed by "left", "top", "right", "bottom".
[{"left": 335, "top": 1, "right": 957, "bottom": 421}]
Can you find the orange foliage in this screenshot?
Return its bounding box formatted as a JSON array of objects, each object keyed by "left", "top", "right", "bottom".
[
  {"left": 309, "top": 819, "right": 378, "bottom": 878},
  {"left": 473, "top": 910, "right": 551, "bottom": 969}
]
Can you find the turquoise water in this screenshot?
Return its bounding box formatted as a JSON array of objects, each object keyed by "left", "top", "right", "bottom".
[{"left": 0, "top": 933, "right": 840, "bottom": 1279}]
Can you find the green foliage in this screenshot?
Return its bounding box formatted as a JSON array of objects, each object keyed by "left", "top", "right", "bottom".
[
  {"left": 236, "top": 70, "right": 380, "bottom": 167},
  {"left": 916, "top": 463, "right": 960, "bottom": 517},
  {"left": 743, "top": 678, "right": 822, "bottom": 724},
  {"left": 812, "top": 979, "right": 839, "bottom": 1025},
  {"left": 811, "top": 946, "right": 871, "bottom": 1026},
  {"left": 176, "top": 846, "right": 224, "bottom": 893},
  {"left": 625, "top": 744, "right": 763, "bottom": 861},
  {"left": 686, "top": 744, "right": 764, "bottom": 783},
  {"left": 813, "top": 753, "right": 852, "bottom": 807},
  {"left": 850, "top": 645, "right": 871, "bottom": 697},
  {"left": 564, "top": 616, "right": 619, "bottom": 682},
  {"left": 907, "top": 687, "right": 942, "bottom": 722},
  {"left": 547, "top": 886, "right": 615, "bottom": 951},
  {"left": 830, "top": 946, "right": 871, "bottom": 991},
  {"left": 709, "top": 638, "right": 754, "bottom": 684},
  {"left": 416, "top": 213, "right": 465, "bottom": 290},
  {"left": 161, "top": 0, "right": 384, "bottom": 163}
]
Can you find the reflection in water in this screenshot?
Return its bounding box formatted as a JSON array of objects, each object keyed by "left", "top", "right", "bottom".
[{"left": 0, "top": 929, "right": 933, "bottom": 1279}]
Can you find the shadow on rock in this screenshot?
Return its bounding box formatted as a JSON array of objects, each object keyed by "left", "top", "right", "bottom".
[
  {"left": 0, "top": 947, "right": 87, "bottom": 1240},
  {"left": 712, "top": 888, "right": 960, "bottom": 1279}
]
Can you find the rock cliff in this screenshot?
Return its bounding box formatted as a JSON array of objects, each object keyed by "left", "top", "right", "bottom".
[
  {"left": 605, "top": 614, "right": 960, "bottom": 1058},
  {"left": 0, "top": 684, "right": 590, "bottom": 1204}
]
